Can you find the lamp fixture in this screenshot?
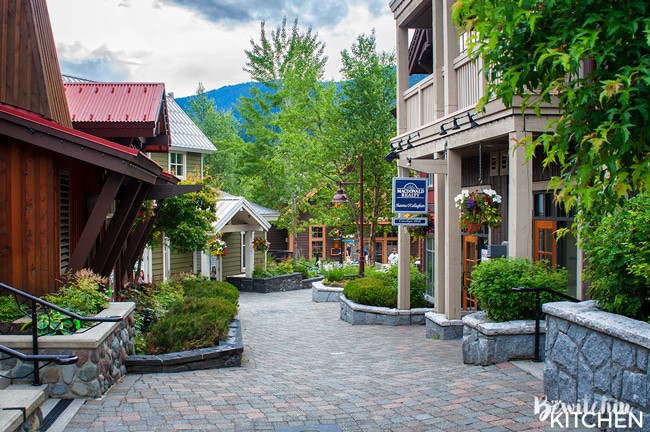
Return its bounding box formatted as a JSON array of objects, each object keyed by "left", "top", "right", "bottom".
[
  {"left": 406, "top": 136, "right": 414, "bottom": 149},
  {"left": 468, "top": 112, "right": 479, "bottom": 128},
  {"left": 384, "top": 150, "right": 399, "bottom": 163},
  {"left": 407, "top": 157, "right": 412, "bottom": 167},
  {"left": 439, "top": 124, "right": 448, "bottom": 135},
  {"left": 452, "top": 117, "right": 460, "bottom": 130}
]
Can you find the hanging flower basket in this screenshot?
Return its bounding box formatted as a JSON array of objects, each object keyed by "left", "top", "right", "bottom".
[
  {"left": 253, "top": 236, "right": 270, "bottom": 252},
  {"left": 135, "top": 200, "right": 156, "bottom": 225},
  {"left": 404, "top": 213, "right": 435, "bottom": 241},
  {"left": 208, "top": 237, "right": 227, "bottom": 256},
  {"left": 454, "top": 189, "right": 502, "bottom": 235}
]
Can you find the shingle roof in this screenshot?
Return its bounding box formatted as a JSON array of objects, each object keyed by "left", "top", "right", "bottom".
[
  {"left": 215, "top": 192, "right": 271, "bottom": 232},
  {"left": 166, "top": 96, "right": 216, "bottom": 153}
]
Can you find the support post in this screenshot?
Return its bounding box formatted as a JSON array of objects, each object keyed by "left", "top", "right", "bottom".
[
  {"left": 434, "top": 152, "right": 446, "bottom": 312},
  {"left": 444, "top": 149, "right": 462, "bottom": 320},
  {"left": 508, "top": 131, "right": 533, "bottom": 259},
  {"left": 397, "top": 165, "right": 411, "bottom": 310}
]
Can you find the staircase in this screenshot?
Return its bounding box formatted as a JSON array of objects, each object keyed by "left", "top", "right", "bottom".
[{"left": 0, "top": 384, "right": 47, "bottom": 432}]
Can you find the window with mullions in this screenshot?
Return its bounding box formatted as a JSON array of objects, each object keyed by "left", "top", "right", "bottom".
[{"left": 169, "top": 152, "right": 185, "bottom": 178}]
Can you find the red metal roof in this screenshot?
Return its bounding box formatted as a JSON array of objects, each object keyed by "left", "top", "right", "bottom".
[
  {"left": 0, "top": 101, "right": 170, "bottom": 183},
  {"left": 64, "top": 82, "right": 165, "bottom": 125}
]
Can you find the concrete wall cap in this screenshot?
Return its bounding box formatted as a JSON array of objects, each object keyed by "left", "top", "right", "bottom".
[
  {"left": 312, "top": 281, "right": 344, "bottom": 293},
  {"left": 543, "top": 301, "right": 650, "bottom": 349},
  {"left": 340, "top": 295, "right": 434, "bottom": 316},
  {"left": 425, "top": 311, "right": 463, "bottom": 326},
  {"left": 462, "top": 311, "right": 545, "bottom": 336}
]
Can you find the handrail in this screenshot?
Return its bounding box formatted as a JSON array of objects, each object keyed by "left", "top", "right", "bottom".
[
  {"left": 511, "top": 286, "right": 580, "bottom": 362},
  {"left": 0, "top": 281, "right": 121, "bottom": 386},
  {"left": 0, "top": 345, "right": 78, "bottom": 365}
]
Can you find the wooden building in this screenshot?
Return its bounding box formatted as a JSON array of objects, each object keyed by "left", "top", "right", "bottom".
[{"left": 0, "top": 0, "right": 191, "bottom": 296}]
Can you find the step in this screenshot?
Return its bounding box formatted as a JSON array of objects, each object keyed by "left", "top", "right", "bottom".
[{"left": 0, "top": 384, "right": 47, "bottom": 432}]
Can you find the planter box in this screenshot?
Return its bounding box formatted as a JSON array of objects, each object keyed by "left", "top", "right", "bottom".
[
  {"left": 425, "top": 312, "right": 463, "bottom": 340},
  {"left": 311, "top": 280, "right": 343, "bottom": 303},
  {"left": 544, "top": 301, "right": 650, "bottom": 422},
  {"left": 0, "top": 302, "right": 136, "bottom": 398},
  {"left": 125, "top": 319, "right": 243, "bottom": 373},
  {"left": 302, "top": 275, "right": 324, "bottom": 290},
  {"left": 339, "top": 295, "right": 433, "bottom": 326},
  {"left": 227, "top": 272, "right": 303, "bottom": 293},
  {"left": 462, "top": 311, "right": 545, "bottom": 365}
]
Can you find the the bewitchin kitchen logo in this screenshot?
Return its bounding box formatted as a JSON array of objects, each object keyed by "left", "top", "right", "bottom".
[{"left": 397, "top": 182, "right": 425, "bottom": 198}]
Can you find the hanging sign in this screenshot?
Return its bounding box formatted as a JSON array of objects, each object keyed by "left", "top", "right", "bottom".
[
  {"left": 392, "top": 217, "right": 428, "bottom": 226},
  {"left": 392, "top": 177, "right": 428, "bottom": 214}
]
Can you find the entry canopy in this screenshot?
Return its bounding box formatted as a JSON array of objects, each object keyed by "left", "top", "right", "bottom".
[{"left": 214, "top": 192, "right": 272, "bottom": 233}]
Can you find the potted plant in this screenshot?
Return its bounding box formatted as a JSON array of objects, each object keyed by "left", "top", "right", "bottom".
[
  {"left": 253, "top": 236, "right": 270, "bottom": 252},
  {"left": 453, "top": 189, "right": 502, "bottom": 234},
  {"left": 208, "top": 236, "right": 227, "bottom": 256}
]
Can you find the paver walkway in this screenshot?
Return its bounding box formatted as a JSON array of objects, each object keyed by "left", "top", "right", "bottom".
[{"left": 64, "top": 289, "right": 550, "bottom": 432}]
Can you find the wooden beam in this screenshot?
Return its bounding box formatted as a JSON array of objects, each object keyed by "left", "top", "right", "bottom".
[
  {"left": 90, "top": 181, "right": 142, "bottom": 276},
  {"left": 121, "top": 214, "right": 157, "bottom": 280},
  {"left": 68, "top": 172, "right": 124, "bottom": 272},
  {"left": 397, "top": 159, "right": 447, "bottom": 174},
  {"left": 100, "top": 184, "right": 150, "bottom": 276},
  {"left": 146, "top": 184, "right": 202, "bottom": 200},
  {"left": 219, "top": 224, "right": 264, "bottom": 233}
]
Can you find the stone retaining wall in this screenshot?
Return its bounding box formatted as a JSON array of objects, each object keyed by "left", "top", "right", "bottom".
[
  {"left": 0, "top": 302, "right": 135, "bottom": 398},
  {"left": 302, "top": 276, "right": 324, "bottom": 291},
  {"left": 311, "top": 281, "right": 343, "bottom": 302},
  {"left": 462, "top": 311, "right": 545, "bottom": 365},
  {"left": 544, "top": 301, "right": 650, "bottom": 425},
  {"left": 339, "top": 295, "right": 432, "bottom": 326},
  {"left": 125, "top": 319, "right": 243, "bottom": 373},
  {"left": 425, "top": 312, "right": 463, "bottom": 340},
  {"left": 227, "top": 273, "right": 303, "bottom": 293}
]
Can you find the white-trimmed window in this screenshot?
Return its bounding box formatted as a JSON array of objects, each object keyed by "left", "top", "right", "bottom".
[{"left": 169, "top": 152, "right": 185, "bottom": 178}]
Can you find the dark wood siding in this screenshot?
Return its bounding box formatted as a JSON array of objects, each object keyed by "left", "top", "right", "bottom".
[{"left": 267, "top": 226, "right": 288, "bottom": 251}]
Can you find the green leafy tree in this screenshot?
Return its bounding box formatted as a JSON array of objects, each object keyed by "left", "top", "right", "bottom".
[
  {"left": 153, "top": 173, "right": 219, "bottom": 253},
  {"left": 452, "top": 0, "right": 650, "bottom": 228},
  {"left": 187, "top": 83, "right": 245, "bottom": 195},
  {"left": 330, "top": 32, "right": 397, "bottom": 261},
  {"left": 237, "top": 18, "right": 335, "bottom": 258}
]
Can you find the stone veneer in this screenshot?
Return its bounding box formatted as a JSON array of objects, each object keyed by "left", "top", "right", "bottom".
[
  {"left": 339, "top": 295, "right": 433, "bottom": 326},
  {"left": 0, "top": 302, "right": 135, "bottom": 398},
  {"left": 302, "top": 275, "right": 324, "bottom": 291},
  {"left": 543, "top": 301, "right": 650, "bottom": 426},
  {"left": 311, "top": 280, "right": 343, "bottom": 302},
  {"left": 425, "top": 312, "right": 464, "bottom": 340},
  {"left": 227, "top": 272, "right": 303, "bottom": 293},
  {"left": 462, "top": 311, "right": 545, "bottom": 365}
]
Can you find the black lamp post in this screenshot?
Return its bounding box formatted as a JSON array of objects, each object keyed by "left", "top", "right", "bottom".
[{"left": 332, "top": 154, "right": 364, "bottom": 278}]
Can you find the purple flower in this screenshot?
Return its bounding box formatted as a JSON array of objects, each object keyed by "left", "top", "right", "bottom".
[{"left": 466, "top": 198, "right": 476, "bottom": 209}]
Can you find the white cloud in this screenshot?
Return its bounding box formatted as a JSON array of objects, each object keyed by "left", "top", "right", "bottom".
[{"left": 47, "top": 0, "right": 395, "bottom": 97}]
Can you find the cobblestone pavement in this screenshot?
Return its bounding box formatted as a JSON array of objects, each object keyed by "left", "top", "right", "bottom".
[{"left": 64, "top": 289, "right": 551, "bottom": 432}]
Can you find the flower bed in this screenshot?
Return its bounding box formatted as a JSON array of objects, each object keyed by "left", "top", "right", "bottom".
[{"left": 227, "top": 272, "right": 304, "bottom": 293}]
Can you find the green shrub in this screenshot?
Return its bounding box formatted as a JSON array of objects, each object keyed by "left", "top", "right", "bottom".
[
  {"left": 144, "top": 276, "right": 239, "bottom": 354},
  {"left": 253, "top": 259, "right": 297, "bottom": 278},
  {"left": 146, "top": 296, "right": 237, "bottom": 353},
  {"left": 37, "top": 269, "right": 111, "bottom": 335},
  {"left": 322, "top": 265, "right": 359, "bottom": 284},
  {"left": 344, "top": 274, "right": 397, "bottom": 308},
  {"left": 343, "top": 264, "right": 430, "bottom": 308},
  {"left": 584, "top": 194, "right": 650, "bottom": 322},
  {"left": 294, "top": 257, "right": 318, "bottom": 279},
  {"left": 469, "top": 258, "right": 568, "bottom": 322},
  {"left": 0, "top": 296, "right": 23, "bottom": 322}
]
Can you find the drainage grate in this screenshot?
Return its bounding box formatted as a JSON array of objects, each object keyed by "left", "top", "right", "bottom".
[
  {"left": 41, "top": 398, "right": 73, "bottom": 431},
  {"left": 275, "top": 426, "right": 342, "bottom": 432}
]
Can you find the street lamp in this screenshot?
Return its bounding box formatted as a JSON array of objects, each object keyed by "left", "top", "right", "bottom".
[{"left": 332, "top": 154, "right": 364, "bottom": 278}]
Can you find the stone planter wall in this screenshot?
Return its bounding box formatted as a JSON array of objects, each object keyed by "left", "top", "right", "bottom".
[
  {"left": 462, "top": 311, "right": 545, "bottom": 365},
  {"left": 125, "top": 319, "right": 243, "bottom": 373},
  {"left": 544, "top": 301, "right": 650, "bottom": 422},
  {"left": 425, "top": 312, "right": 463, "bottom": 340},
  {"left": 0, "top": 302, "right": 135, "bottom": 398},
  {"left": 227, "top": 272, "right": 303, "bottom": 293},
  {"left": 302, "top": 275, "right": 324, "bottom": 290},
  {"left": 339, "top": 295, "right": 433, "bottom": 326},
  {"left": 311, "top": 280, "right": 343, "bottom": 303}
]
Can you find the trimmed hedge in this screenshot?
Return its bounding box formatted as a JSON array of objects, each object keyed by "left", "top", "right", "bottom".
[
  {"left": 343, "top": 264, "right": 429, "bottom": 308},
  {"left": 146, "top": 276, "right": 239, "bottom": 354}
]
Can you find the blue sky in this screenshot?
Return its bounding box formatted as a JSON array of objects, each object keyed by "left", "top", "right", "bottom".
[{"left": 48, "top": 0, "right": 396, "bottom": 98}]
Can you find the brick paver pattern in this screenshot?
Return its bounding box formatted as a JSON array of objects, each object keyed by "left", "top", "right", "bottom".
[{"left": 64, "top": 289, "right": 551, "bottom": 432}]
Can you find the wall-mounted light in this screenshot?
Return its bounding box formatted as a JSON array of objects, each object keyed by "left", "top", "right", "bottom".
[
  {"left": 384, "top": 150, "right": 399, "bottom": 163},
  {"left": 407, "top": 157, "right": 412, "bottom": 167},
  {"left": 468, "top": 112, "right": 479, "bottom": 128},
  {"left": 439, "top": 124, "right": 448, "bottom": 135},
  {"left": 452, "top": 118, "right": 460, "bottom": 130}
]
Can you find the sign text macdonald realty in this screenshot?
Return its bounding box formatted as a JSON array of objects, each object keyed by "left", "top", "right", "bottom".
[{"left": 392, "top": 177, "right": 428, "bottom": 214}]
